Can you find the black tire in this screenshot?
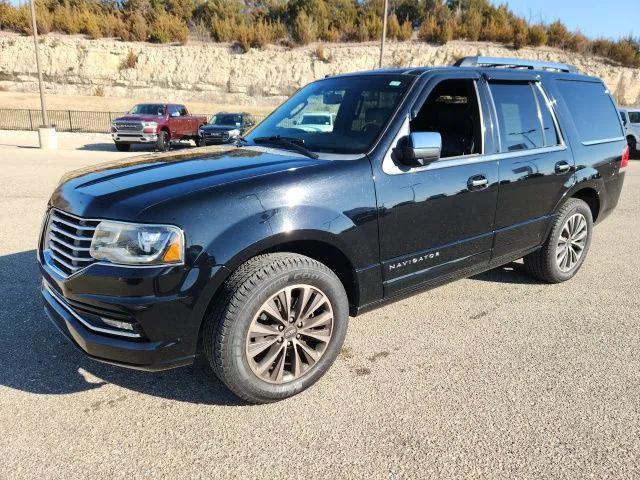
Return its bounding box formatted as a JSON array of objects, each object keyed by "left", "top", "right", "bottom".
[
  {"left": 196, "top": 137, "right": 206, "bottom": 147},
  {"left": 524, "top": 198, "right": 593, "bottom": 283},
  {"left": 628, "top": 136, "right": 637, "bottom": 158},
  {"left": 114, "top": 142, "right": 130, "bottom": 152},
  {"left": 203, "top": 253, "right": 349, "bottom": 404},
  {"left": 156, "top": 130, "right": 170, "bottom": 152}
]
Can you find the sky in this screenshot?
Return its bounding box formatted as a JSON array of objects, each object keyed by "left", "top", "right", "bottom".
[{"left": 490, "top": 0, "right": 638, "bottom": 40}]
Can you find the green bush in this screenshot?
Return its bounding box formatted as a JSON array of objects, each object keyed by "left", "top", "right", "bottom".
[
  {"left": 528, "top": 24, "right": 547, "bottom": 47},
  {"left": 292, "top": 10, "right": 317, "bottom": 45},
  {"left": 148, "top": 12, "right": 187, "bottom": 44}
]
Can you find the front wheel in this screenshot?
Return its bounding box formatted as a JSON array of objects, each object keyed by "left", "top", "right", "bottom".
[
  {"left": 203, "top": 253, "right": 349, "bottom": 403},
  {"left": 524, "top": 198, "right": 593, "bottom": 283},
  {"left": 156, "top": 131, "right": 170, "bottom": 152},
  {"left": 114, "top": 142, "right": 130, "bottom": 152}
]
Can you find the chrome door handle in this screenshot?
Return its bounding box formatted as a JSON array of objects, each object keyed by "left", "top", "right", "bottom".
[
  {"left": 468, "top": 175, "right": 488, "bottom": 190},
  {"left": 555, "top": 161, "right": 571, "bottom": 174}
]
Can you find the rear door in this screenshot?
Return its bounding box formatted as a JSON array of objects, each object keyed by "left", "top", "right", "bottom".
[
  {"left": 179, "top": 105, "right": 192, "bottom": 136},
  {"left": 376, "top": 72, "right": 499, "bottom": 296},
  {"left": 167, "top": 104, "right": 183, "bottom": 138},
  {"left": 484, "top": 76, "right": 574, "bottom": 260}
]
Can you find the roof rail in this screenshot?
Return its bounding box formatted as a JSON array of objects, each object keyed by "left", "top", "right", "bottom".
[{"left": 454, "top": 56, "right": 578, "bottom": 73}]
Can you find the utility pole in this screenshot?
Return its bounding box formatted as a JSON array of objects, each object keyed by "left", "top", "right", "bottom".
[
  {"left": 29, "top": 0, "right": 56, "bottom": 149},
  {"left": 379, "top": 0, "right": 389, "bottom": 68},
  {"left": 29, "top": 0, "right": 49, "bottom": 127}
]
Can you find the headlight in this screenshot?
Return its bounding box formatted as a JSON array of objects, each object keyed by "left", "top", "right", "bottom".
[
  {"left": 142, "top": 121, "right": 158, "bottom": 133},
  {"left": 90, "top": 221, "right": 184, "bottom": 266},
  {"left": 228, "top": 129, "right": 240, "bottom": 137}
]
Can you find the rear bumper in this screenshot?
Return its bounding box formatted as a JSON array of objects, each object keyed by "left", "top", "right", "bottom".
[
  {"left": 41, "top": 280, "right": 195, "bottom": 371},
  {"left": 111, "top": 132, "right": 158, "bottom": 144}
]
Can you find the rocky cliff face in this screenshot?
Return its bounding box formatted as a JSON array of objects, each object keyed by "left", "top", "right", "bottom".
[{"left": 1, "top": 33, "right": 639, "bottom": 107}]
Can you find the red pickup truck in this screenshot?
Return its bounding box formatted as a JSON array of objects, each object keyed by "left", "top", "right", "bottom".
[{"left": 111, "top": 103, "right": 208, "bottom": 152}]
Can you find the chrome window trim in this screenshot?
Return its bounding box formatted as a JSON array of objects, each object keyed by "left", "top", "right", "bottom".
[
  {"left": 581, "top": 136, "right": 625, "bottom": 146},
  {"left": 384, "top": 139, "right": 567, "bottom": 175},
  {"left": 43, "top": 281, "right": 142, "bottom": 339},
  {"left": 534, "top": 82, "right": 566, "bottom": 148}
]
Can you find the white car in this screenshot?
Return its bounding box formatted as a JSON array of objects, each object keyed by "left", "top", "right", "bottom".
[
  {"left": 619, "top": 108, "right": 640, "bottom": 154},
  {"left": 294, "top": 112, "right": 335, "bottom": 132}
]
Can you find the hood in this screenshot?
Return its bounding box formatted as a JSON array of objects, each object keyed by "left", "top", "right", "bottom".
[
  {"left": 200, "top": 124, "right": 240, "bottom": 132},
  {"left": 50, "top": 146, "right": 324, "bottom": 221},
  {"left": 114, "top": 114, "right": 165, "bottom": 123}
]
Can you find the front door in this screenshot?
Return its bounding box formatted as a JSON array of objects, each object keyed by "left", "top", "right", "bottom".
[{"left": 375, "top": 75, "right": 499, "bottom": 297}]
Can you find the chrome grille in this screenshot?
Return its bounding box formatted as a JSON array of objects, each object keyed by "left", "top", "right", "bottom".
[
  {"left": 45, "top": 209, "right": 99, "bottom": 276},
  {"left": 204, "top": 130, "right": 229, "bottom": 139},
  {"left": 113, "top": 121, "right": 142, "bottom": 132}
]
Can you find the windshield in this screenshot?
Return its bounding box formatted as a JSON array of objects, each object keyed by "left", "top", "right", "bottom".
[
  {"left": 246, "top": 75, "right": 413, "bottom": 154},
  {"left": 129, "top": 104, "right": 165, "bottom": 115},
  {"left": 211, "top": 114, "right": 243, "bottom": 126}
]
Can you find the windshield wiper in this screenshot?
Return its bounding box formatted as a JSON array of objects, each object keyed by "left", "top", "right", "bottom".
[{"left": 252, "top": 135, "right": 319, "bottom": 159}]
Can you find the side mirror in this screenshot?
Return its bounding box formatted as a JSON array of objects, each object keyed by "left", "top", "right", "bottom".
[{"left": 396, "top": 132, "right": 442, "bottom": 166}]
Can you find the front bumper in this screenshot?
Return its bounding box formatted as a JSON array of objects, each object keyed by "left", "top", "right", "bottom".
[
  {"left": 111, "top": 132, "right": 158, "bottom": 144},
  {"left": 38, "top": 250, "right": 225, "bottom": 371},
  {"left": 42, "top": 280, "right": 194, "bottom": 370}
]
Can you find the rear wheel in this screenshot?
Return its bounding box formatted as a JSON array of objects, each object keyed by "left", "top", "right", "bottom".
[
  {"left": 114, "top": 142, "right": 130, "bottom": 152},
  {"left": 628, "top": 136, "right": 637, "bottom": 158},
  {"left": 203, "top": 253, "right": 349, "bottom": 403},
  {"left": 156, "top": 131, "right": 170, "bottom": 152},
  {"left": 524, "top": 198, "right": 593, "bottom": 283}
]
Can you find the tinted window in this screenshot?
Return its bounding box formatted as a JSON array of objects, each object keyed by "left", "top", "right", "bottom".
[
  {"left": 129, "top": 104, "right": 165, "bottom": 115},
  {"left": 629, "top": 111, "right": 640, "bottom": 124},
  {"left": 490, "top": 82, "right": 543, "bottom": 152},
  {"left": 168, "top": 105, "right": 181, "bottom": 116},
  {"left": 411, "top": 79, "right": 482, "bottom": 158},
  {"left": 533, "top": 86, "right": 560, "bottom": 146},
  {"left": 179, "top": 106, "right": 188, "bottom": 116},
  {"left": 556, "top": 80, "right": 623, "bottom": 142}
]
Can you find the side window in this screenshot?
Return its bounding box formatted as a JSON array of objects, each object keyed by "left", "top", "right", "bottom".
[
  {"left": 411, "top": 79, "right": 482, "bottom": 158},
  {"left": 179, "top": 106, "right": 188, "bottom": 117},
  {"left": 629, "top": 111, "right": 640, "bottom": 124},
  {"left": 489, "top": 82, "right": 543, "bottom": 152},
  {"left": 533, "top": 86, "right": 560, "bottom": 147},
  {"left": 555, "top": 80, "right": 623, "bottom": 143},
  {"left": 168, "top": 105, "right": 180, "bottom": 117}
]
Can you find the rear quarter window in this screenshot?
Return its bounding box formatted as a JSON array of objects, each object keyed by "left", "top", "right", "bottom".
[{"left": 556, "top": 80, "right": 623, "bottom": 143}]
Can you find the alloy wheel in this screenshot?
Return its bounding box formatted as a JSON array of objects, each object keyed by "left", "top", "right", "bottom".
[
  {"left": 556, "top": 213, "right": 588, "bottom": 272},
  {"left": 245, "top": 284, "right": 334, "bottom": 384}
]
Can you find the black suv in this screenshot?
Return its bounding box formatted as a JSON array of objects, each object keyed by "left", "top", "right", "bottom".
[
  {"left": 196, "top": 112, "right": 255, "bottom": 146},
  {"left": 39, "top": 57, "right": 628, "bottom": 403}
]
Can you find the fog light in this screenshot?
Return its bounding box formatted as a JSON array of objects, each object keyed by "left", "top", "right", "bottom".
[{"left": 101, "top": 317, "right": 135, "bottom": 331}]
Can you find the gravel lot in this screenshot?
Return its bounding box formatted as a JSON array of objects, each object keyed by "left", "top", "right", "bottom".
[{"left": 1, "top": 130, "right": 639, "bottom": 479}]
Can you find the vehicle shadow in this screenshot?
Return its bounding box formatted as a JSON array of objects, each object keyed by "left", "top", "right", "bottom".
[
  {"left": 471, "top": 261, "right": 542, "bottom": 285},
  {"left": 0, "top": 250, "right": 243, "bottom": 406}
]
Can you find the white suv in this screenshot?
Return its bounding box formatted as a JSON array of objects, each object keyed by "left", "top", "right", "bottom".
[{"left": 620, "top": 108, "right": 640, "bottom": 155}]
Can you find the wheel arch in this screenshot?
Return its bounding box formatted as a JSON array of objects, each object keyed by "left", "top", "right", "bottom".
[
  {"left": 193, "top": 233, "right": 360, "bottom": 357},
  {"left": 571, "top": 187, "right": 600, "bottom": 222}
]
